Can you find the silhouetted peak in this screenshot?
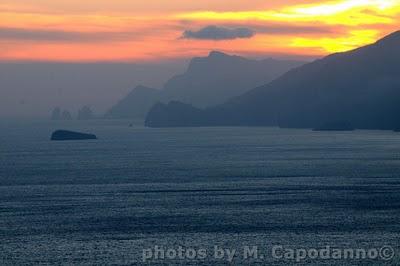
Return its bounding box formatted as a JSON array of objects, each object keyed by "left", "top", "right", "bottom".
[
  {"left": 208, "top": 51, "right": 229, "bottom": 58},
  {"left": 187, "top": 51, "right": 243, "bottom": 71},
  {"left": 375, "top": 30, "right": 400, "bottom": 46},
  {"left": 126, "top": 85, "right": 158, "bottom": 97}
]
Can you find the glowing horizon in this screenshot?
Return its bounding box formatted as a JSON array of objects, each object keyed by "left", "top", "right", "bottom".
[{"left": 0, "top": 0, "right": 399, "bottom": 62}]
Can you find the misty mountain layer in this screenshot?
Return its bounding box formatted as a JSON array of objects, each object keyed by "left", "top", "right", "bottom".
[{"left": 105, "top": 51, "right": 304, "bottom": 119}]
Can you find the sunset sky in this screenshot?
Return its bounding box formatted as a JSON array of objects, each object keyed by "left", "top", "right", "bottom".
[{"left": 0, "top": 0, "right": 399, "bottom": 62}]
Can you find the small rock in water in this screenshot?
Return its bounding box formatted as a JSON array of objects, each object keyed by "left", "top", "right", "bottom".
[{"left": 51, "top": 130, "right": 97, "bottom": 141}]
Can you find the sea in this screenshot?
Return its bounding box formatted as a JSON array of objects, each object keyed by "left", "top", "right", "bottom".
[{"left": 0, "top": 119, "right": 399, "bottom": 265}]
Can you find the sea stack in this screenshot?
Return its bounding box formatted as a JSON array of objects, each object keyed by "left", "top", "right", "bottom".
[{"left": 51, "top": 130, "right": 97, "bottom": 141}]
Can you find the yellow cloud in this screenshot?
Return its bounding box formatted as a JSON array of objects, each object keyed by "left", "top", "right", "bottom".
[
  {"left": 287, "top": 0, "right": 397, "bottom": 16},
  {"left": 178, "top": 0, "right": 400, "bottom": 26},
  {"left": 290, "top": 30, "right": 379, "bottom": 53}
]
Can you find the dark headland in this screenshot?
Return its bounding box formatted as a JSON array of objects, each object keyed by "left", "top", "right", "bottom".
[{"left": 51, "top": 130, "right": 97, "bottom": 141}]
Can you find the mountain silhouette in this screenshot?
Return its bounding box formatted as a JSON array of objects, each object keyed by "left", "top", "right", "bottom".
[
  {"left": 105, "top": 85, "right": 159, "bottom": 119},
  {"left": 160, "top": 51, "right": 304, "bottom": 107},
  {"left": 106, "top": 51, "right": 304, "bottom": 119},
  {"left": 145, "top": 31, "right": 400, "bottom": 130}
]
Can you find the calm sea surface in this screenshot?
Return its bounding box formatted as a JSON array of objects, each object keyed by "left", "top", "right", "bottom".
[{"left": 1, "top": 120, "right": 400, "bottom": 265}]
